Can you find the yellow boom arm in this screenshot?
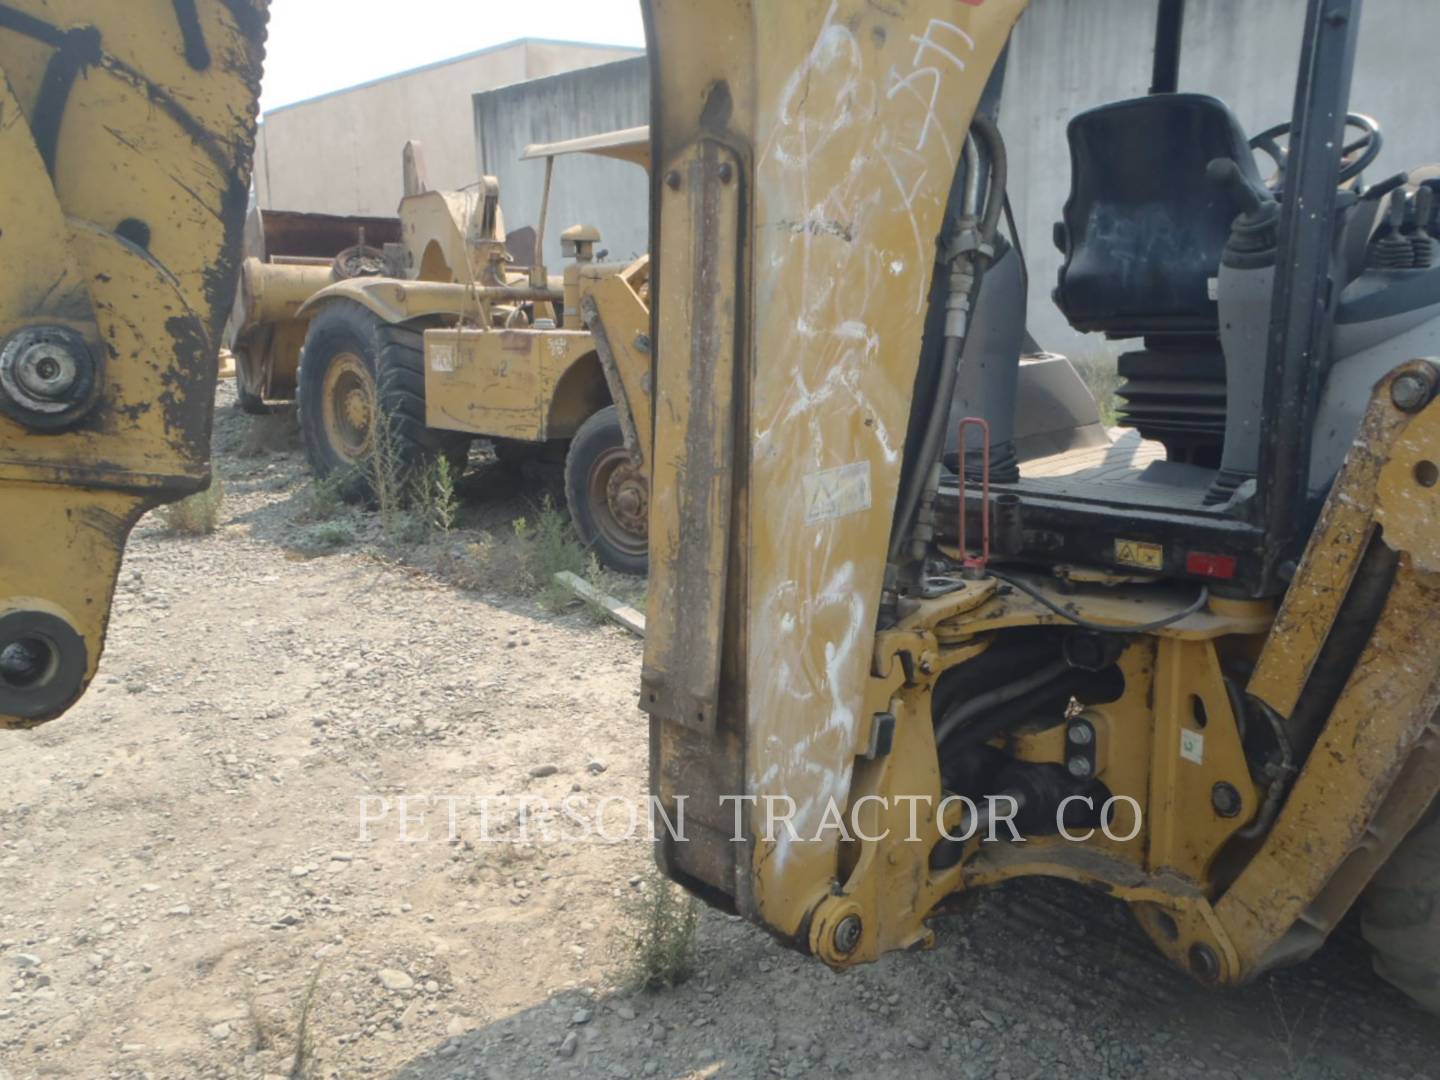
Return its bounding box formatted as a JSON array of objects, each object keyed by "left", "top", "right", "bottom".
[{"left": 0, "top": 1, "right": 267, "bottom": 726}]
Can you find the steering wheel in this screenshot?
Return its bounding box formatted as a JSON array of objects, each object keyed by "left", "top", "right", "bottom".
[{"left": 1249, "top": 112, "right": 1382, "bottom": 189}]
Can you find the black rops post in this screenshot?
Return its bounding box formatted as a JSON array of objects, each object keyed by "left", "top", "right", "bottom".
[
  {"left": 1150, "top": 0, "right": 1186, "bottom": 95},
  {"left": 1253, "top": 0, "right": 1363, "bottom": 589}
]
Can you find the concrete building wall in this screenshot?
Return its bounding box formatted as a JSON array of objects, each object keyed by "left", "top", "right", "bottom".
[
  {"left": 254, "top": 39, "right": 641, "bottom": 217},
  {"left": 1001, "top": 0, "right": 1436, "bottom": 358},
  {"left": 473, "top": 57, "right": 650, "bottom": 270}
]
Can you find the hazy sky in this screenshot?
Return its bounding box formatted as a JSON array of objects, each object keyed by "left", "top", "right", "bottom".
[{"left": 259, "top": 0, "right": 646, "bottom": 114}]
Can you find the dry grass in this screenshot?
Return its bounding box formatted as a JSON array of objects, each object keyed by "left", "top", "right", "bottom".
[
  {"left": 159, "top": 476, "right": 224, "bottom": 536},
  {"left": 292, "top": 473, "right": 346, "bottom": 525},
  {"left": 239, "top": 409, "right": 300, "bottom": 458},
  {"left": 304, "top": 519, "right": 356, "bottom": 549},
  {"left": 581, "top": 553, "right": 626, "bottom": 625},
  {"left": 521, "top": 498, "right": 590, "bottom": 611},
  {"left": 289, "top": 964, "right": 324, "bottom": 1079},
  {"left": 443, "top": 497, "right": 589, "bottom": 609}
]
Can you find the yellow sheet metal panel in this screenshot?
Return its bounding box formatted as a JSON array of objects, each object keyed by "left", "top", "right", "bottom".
[
  {"left": 642, "top": 0, "right": 1029, "bottom": 936},
  {"left": 1146, "top": 638, "right": 1260, "bottom": 883},
  {"left": 744, "top": 0, "right": 1028, "bottom": 935},
  {"left": 0, "top": 486, "right": 143, "bottom": 727},
  {"left": 422, "top": 326, "right": 595, "bottom": 441},
  {"left": 0, "top": 70, "right": 98, "bottom": 367}
]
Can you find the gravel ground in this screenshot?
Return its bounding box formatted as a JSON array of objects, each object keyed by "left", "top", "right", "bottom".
[{"left": 0, "top": 386, "right": 1436, "bottom": 1079}]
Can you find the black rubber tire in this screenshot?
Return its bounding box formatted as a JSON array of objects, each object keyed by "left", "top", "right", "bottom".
[
  {"left": 1362, "top": 797, "right": 1440, "bottom": 1015},
  {"left": 564, "top": 405, "right": 648, "bottom": 576},
  {"left": 297, "top": 301, "right": 468, "bottom": 501}
]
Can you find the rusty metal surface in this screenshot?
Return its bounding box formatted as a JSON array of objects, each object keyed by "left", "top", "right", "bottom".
[
  {"left": 252, "top": 209, "right": 401, "bottom": 263},
  {"left": 641, "top": 137, "right": 742, "bottom": 739}
]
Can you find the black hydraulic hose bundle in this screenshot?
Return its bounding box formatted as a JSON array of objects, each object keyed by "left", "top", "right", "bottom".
[{"left": 889, "top": 112, "right": 1009, "bottom": 565}]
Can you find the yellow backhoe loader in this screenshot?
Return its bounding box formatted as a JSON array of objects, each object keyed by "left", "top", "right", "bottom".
[{"left": 3, "top": 0, "right": 1440, "bottom": 1021}]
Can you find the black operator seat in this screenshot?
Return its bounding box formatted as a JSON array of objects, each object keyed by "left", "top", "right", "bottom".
[{"left": 1054, "top": 93, "right": 1264, "bottom": 337}]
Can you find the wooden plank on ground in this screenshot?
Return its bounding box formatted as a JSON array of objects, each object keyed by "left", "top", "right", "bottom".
[{"left": 553, "top": 572, "right": 645, "bottom": 637}]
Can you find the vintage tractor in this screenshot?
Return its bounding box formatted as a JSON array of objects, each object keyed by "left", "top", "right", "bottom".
[{"left": 231, "top": 131, "right": 653, "bottom": 572}]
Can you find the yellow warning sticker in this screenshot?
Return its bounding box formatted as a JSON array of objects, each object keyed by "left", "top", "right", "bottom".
[{"left": 1115, "top": 538, "right": 1164, "bottom": 571}]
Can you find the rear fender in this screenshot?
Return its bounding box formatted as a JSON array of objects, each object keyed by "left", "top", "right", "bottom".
[{"left": 296, "top": 279, "right": 474, "bottom": 327}]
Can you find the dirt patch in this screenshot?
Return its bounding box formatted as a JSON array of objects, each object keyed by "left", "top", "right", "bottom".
[{"left": 0, "top": 385, "right": 1435, "bottom": 1079}]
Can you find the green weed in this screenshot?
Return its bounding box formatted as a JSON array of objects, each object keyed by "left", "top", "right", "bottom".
[
  {"left": 621, "top": 867, "right": 700, "bottom": 992},
  {"left": 1073, "top": 354, "right": 1122, "bottom": 427}
]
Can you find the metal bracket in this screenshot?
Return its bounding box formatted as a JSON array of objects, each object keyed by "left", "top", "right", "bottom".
[{"left": 579, "top": 292, "right": 643, "bottom": 466}]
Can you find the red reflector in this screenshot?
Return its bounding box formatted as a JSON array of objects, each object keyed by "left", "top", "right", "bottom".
[{"left": 1186, "top": 552, "right": 1237, "bottom": 580}]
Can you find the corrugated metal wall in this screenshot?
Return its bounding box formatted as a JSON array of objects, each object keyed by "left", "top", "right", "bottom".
[
  {"left": 255, "top": 40, "right": 641, "bottom": 218},
  {"left": 473, "top": 57, "right": 650, "bottom": 271}
]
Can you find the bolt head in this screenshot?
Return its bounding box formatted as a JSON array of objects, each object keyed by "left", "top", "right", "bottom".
[
  {"left": 1391, "top": 372, "right": 1433, "bottom": 413},
  {"left": 664, "top": 170, "right": 682, "bottom": 190},
  {"left": 3, "top": 332, "right": 81, "bottom": 408},
  {"left": 833, "top": 914, "right": 862, "bottom": 955},
  {"left": 1188, "top": 943, "right": 1220, "bottom": 981},
  {"left": 0, "top": 326, "right": 96, "bottom": 427},
  {"left": 1066, "top": 755, "right": 1092, "bottom": 779},
  {"left": 1211, "top": 782, "right": 1243, "bottom": 819},
  {"left": 1068, "top": 722, "right": 1094, "bottom": 746}
]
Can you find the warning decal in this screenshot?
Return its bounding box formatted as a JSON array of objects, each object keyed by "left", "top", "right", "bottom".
[
  {"left": 803, "top": 461, "right": 873, "bottom": 524},
  {"left": 1115, "top": 538, "right": 1164, "bottom": 571}
]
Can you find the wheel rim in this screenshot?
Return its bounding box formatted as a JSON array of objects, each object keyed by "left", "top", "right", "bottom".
[
  {"left": 587, "top": 448, "right": 649, "bottom": 559},
  {"left": 320, "top": 351, "right": 375, "bottom": 465}
]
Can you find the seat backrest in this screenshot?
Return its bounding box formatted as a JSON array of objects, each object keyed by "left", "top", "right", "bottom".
[{"left": 1055, "top": 94, "right": 1262, "bottom": 337}]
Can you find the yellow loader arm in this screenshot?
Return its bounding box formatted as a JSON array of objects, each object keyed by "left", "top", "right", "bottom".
[{"left": 0, "top": 1, "right": 267, "bottom": 726}]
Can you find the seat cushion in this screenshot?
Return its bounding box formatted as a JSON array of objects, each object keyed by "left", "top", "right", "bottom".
[{"left": 1056, "top": 94, "right": 1261, "bottom": 337}]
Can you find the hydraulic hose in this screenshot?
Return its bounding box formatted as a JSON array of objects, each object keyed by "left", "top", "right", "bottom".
[
  {"left": 933, "top": 658, "right": 1071, "bottom": 745},
  {"left": 888, "top": 140, "right": 978, "bottom": 562},
  {"left": 988, "top": 571, "right": 1210, "bottom": 634},
  {"left": 971, "top": 112, "right": 1008, "bottom": 242},
  {"left": 890, "top": 115, "right": 1009, "bottom": 565},
  {"left": 1236, "top": 697, "right": 1297, "bottom": 841}
]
